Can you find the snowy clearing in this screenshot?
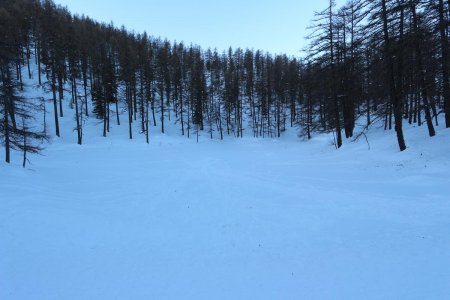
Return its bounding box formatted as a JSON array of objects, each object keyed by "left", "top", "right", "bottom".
[{"left": 1, "top": 118, "right": 450, "bottom": 300}]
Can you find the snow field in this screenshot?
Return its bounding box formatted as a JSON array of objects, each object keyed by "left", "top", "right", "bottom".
[{"left": 1, "top": 110, "right": 450, "bottom": 299}]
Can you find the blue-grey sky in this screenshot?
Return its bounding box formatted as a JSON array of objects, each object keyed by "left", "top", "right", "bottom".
[{"left": 55, "top": 0, "right": 346, "bottom": 56}]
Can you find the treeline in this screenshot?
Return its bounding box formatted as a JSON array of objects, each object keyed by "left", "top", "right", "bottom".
[
  {"left": 304, "top": 0, "right": 450, "bottom": 150},
  {"left": 0, "top": 0, "right": 302, "bottom": 165},
  {"left": 1, "top": 0, "right": 450, "bottom": 165}
]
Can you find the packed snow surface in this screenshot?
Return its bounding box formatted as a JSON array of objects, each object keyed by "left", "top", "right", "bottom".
[{"left": 1, "top": 115, "right": 450, "bottom": 299}]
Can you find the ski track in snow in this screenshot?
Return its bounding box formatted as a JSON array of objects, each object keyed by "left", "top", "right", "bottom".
[{"left": 1, "top": 68, "right": 450, "bottom": 299}]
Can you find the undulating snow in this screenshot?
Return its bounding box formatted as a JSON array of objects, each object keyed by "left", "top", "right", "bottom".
[
  {"left": 1, "top": 102, "right": 450, "bottom": 299},
  {"left": 1, "top": 59, "right": 450, "bottom": 299}
]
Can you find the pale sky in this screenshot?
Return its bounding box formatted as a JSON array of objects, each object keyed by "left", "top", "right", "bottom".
[{"left": 55, "top": 0, "right": 347, "bottom": 56}]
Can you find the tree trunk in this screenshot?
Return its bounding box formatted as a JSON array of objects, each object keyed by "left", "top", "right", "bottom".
[
  {"left": 51, "top": 71, "right": 60, "bottom": 137},
  {"left": 73, "top": 77, "right": 82, "bottom": 144},
  {"left": 146, "top": 94, "right": 149, "bottom": 144},
  {"left": 180, "top": 85, "right": 184, "bottom": 135},
  {"left": 57, "top": 72, "right": 64, "bottom": 117},
  {"left": 439, "top": 0, "right": 450, "bottom": 127},
  {"left": 410, "top": 0, "right": 435, "bottom": 137},
  {"left": 127, "top": 84, "right": 133, "bottom": 139},
  {"left": 4, "top": 99, "right": 10, "bottom": 163},
  {"left": 22, "top": 119, "right": 27, "bottom": 168},
  {"left": 160, "top": 85, "right": 165, "bottom": 133},
  {"left": 382, "top": 0, "right": 406, "bottom": 151},
  {"left": 329, "top": 0, "right": 342, "bottom": 148}
]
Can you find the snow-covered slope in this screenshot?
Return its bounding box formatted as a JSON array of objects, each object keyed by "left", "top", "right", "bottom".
[
  {"left": 1, "top": 95, "right": 450, "bottom": 299},
  {"left": 1, "top": 57, "right": 450, "bottom": 299}
]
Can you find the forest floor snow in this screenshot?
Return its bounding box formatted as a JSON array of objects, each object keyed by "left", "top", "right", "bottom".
[{"left": 1, "top": 115, "right": 450, "bottom": 299}]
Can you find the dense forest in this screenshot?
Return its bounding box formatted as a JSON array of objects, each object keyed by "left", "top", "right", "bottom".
[{"left": 1, "top": 0, "right": 449, "bottom": 164}]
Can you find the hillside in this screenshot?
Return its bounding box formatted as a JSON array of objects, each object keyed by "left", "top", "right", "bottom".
[{"left": 2, "top": 88, "right": 450, "bottom": 298}]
